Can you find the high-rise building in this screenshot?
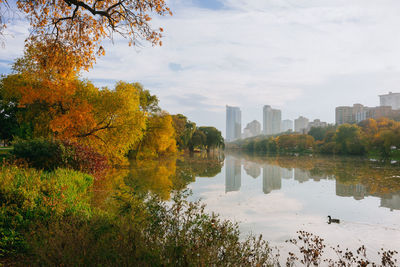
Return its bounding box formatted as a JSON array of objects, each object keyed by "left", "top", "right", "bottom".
[
  {"left": 281, "top": 119, "right": 293, "bottom": 132},
  {"left": 336, "top": 106, "right": 353, "bottom": 125},
  {"left": 379, "top": 92, "right": 400, "bottom": 110},
  {"left": 226, "top": 105, "right": 241, "bottom": 142},
  {"left": 294, "top": 116, "right": 309, "bottom": 133},
  {"left": 242, "top": 120, "right": 261, "bottom": 138},
  {"left": 263, "top": 105, "right": 281, "bottom": 135}
]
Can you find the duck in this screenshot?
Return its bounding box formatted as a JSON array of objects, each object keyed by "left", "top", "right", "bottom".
[{"left": 327, "top": 215, "right": 340, "bottom": 224}]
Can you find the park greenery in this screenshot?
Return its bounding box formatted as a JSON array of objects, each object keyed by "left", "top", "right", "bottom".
[
  {"left": 228, "top": 118, "right": 400, "bottom": 159},
  {"left": 0, "top": 1, "right": 399, "bottom": 265}
]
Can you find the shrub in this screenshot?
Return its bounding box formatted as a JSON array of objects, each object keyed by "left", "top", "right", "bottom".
[
  {"left": 61, "top": 140, "right": 109, "bottom": 178},
  {"left": 0, "top": 166, "right": 93, "bottom": 257},
  {"left": 12, "top": 138, "right": 69, "bottom": 171},
  {"left": 11, "top": 138, "right": 108, "bottom": 177},
  {"left": 25, "top": 190, "right": 273, "bottom": 266}
]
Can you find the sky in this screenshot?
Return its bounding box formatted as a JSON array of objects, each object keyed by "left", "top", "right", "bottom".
[{"left": 1, "top": 0, "right": 400, "bottom": 137}]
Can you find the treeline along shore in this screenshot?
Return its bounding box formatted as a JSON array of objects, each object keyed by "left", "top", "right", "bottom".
[{"left": 226, "top": 118, "right": 400, "bottom": 159}]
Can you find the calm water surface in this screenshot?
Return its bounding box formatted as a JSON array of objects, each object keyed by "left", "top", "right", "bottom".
[
  {"left": 108, "top": 152, "right": 400, "bottom": 261},
  {"left": 186, "top": 153, "right": 400, "bottom": 260}
]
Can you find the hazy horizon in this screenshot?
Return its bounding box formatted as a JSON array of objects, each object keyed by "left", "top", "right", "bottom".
[{"left": 1, "top": 0, "right": 400, "bottom": 136}]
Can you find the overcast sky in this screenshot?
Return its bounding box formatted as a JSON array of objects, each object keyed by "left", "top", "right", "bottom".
[{"left": 1, "top": 0, "right": 400, "bottom": 137}]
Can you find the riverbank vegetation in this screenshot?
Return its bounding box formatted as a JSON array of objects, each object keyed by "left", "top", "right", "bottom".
[
  {"left": 0, "top": 161, "right": 275, "bottom": 265},
  {"left": 227, "top": 118, "right": 400, "bottom": 159}
]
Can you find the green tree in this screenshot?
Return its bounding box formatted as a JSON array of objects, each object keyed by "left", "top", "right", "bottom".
[
  {"left": 198, "top": 126, "right": 224, "bottom": 152},
  {"left": 308, "top": 126, "right": 331, "bottom": 141},
  {"left": 188, "top": 129, "right": 207, "bottom": 152},
  {"left": 133, "top": 83, "right": 160, "bottom": 114},
  {"left": 171, "top": 114, "right": 196, "bottom": 150}
]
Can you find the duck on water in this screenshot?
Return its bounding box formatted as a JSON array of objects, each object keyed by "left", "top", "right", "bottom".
[{"left": 327, "top": 216, "right": 340, "bottom": 224}]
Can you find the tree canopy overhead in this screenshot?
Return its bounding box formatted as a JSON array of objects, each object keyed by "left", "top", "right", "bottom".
[{"left": 1, "top": 0, "right": 172, "bottom": 69}]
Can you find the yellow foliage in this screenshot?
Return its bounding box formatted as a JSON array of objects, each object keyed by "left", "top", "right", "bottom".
[
  {"left": 135, "top": 113, "right": 177, "bottom": 159},
  {"left": 79, "top": 82, "right": 147, "bottom": 164}
]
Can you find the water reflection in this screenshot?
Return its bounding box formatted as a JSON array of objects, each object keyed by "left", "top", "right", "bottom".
[
  {"left": 223, "top": 153, "right": 400, "bottom": 211},
  {"left": 382, "top": 195, "right": 400, "bottom": 211},
  {"left": 262, "top": 165, "right": 281, "bottom": 194},
  {"left": 96, "top": 152, "right": 400, "bottom": 259},
  {"left": 225, "top": 155, "right": 241, "bottom": 192},
  {"left": 243, "top": 161, "right": 261, "bottom": 178}
]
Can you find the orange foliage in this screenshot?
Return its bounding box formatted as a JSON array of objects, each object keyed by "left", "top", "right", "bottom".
[{"left": 15, "top": 0, "right": 172, "bottom": 69}]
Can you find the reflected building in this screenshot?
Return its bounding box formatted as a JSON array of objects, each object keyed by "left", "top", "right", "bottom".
[
  {"left": 381, "top": 194, "right": 400, "bottom": 211},
  {"left": 282, "top": 168, "right": 294, "bottom": 179},
  {"left": 294, "top": 168, "right": 309, "bottom": 183},
  {"left": 263, "top": 165, "right": 281, "bottom": 194},
  {"left": 335, "top": 182, "right": 367, "bottom": 200},
  {"left": 225, "top": 156, "right": 241, "bottom": 192},
  {"left": 243, "top": 161, "right": 261, "bottom": 178}
]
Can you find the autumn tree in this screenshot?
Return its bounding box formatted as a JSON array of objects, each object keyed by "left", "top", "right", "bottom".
[
  {"left": 132, "top": 112, "right": 177, "bottom": 159},
  {"left": 77, "top": 81, "right": 147, "bottom": 163},
  {"left": 134, "top": 82, "right": 161, "bottom": 114},
  {"left": 359, "top": 118, "right": 400, "bottom": 157},
  {"left": 1, "top": 0, "right": 172, "bottom": 70},
  {"left": 276, "top": 134, "right": 314, "bottom": 153},
  {"left": 335, "top": 124, "right": 366, "bottom": 155}
]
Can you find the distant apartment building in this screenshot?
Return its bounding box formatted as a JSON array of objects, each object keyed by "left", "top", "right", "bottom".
[
  {"left": 336, "top": 103, "right": 400, "bottom": 125},
  {"left": 380, "top": 92, "right": 400, "bottom": 110},
  {"left": 335, "top": 104, "right": 365, "bottom": 125},
  {"left": 281, "top": 119, "right": 293, "bottom": 132},
  {"left": 242, "top": 120, "right": 261, "bottom": 139},
  {"left": 294, "top": 116, "right": 309, "bottom": 133},
  {"left": 226, "top": 105, "right": 241, "bottom": 142},
  {"left": 307, "top": 119, "right": 328, "bottom": 132},
  {"left": 263, "top": 105, "right": 281, "bottom": 135},
  {"left": 356, "top": 106, "right": 394, "bottom": 122},
  {"left": 336, "top": 106, "right": 354, "bottom": 125}
]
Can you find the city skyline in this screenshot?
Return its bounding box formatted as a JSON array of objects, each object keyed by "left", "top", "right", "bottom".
[{"left": 226, "top": 91, "right": 399, "bottom": 140}]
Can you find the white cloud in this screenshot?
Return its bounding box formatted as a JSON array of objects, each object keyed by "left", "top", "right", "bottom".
[{"left": 2, "top": 1, "right": 400, "bottom": 135}]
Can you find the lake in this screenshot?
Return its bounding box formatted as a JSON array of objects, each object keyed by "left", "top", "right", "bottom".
[{"left": 99, "top": 152, "right": 400, "bottom": 262}]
